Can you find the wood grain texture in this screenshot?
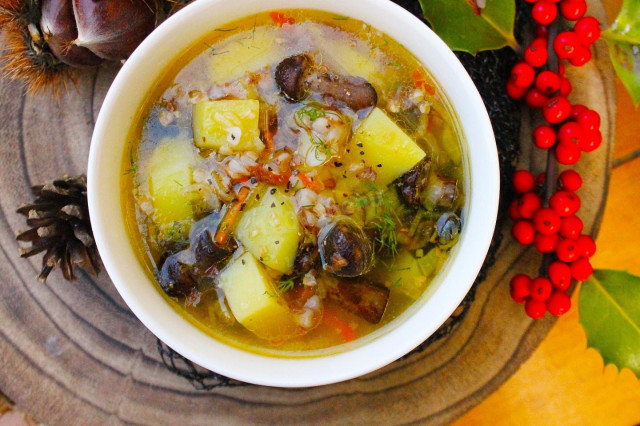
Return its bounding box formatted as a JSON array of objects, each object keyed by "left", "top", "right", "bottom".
[{"left": 0, "top": 2, "right": 614, "bottom": 424}]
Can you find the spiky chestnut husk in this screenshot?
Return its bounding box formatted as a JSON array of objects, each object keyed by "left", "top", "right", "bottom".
[
  {"left": 0, "top": 0, "right": 184, "bottom": 94},
  {"left": 0, "top": 0, "right": 73, "bottom": 94},
  {"left": 16, "top": 175, "right": 101, "bottom": 283}
]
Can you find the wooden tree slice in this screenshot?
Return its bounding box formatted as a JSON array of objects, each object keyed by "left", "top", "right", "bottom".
[{"left": 0, "top": 1, "right": 614, "bottom": 423}]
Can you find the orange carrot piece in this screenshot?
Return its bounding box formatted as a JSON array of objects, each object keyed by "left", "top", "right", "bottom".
[
  {"left": 214, "top": 186, "right": 250, "bottom": 245},
  {"left": 269, "top": 11, "right": 295, "bottom": 27},
  {"left": 297, "top": 172, "right": 324, "bottom": 192},
  {"left": 322, "top": 306, "right": 356, "bottom": 343}
]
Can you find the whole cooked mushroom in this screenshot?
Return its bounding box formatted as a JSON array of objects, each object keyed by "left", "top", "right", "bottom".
[
  {"left": 318, "top": 217, "right": 373, "bottom": 277},
  {"left": 275, "top": 54, "right": 378, "bottom": 112}
]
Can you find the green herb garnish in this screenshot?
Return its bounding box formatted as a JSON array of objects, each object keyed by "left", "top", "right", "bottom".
[
  {"left": 124, "top": 146, "right": 137, "bottom": 175},
  {"left": 214, "top": 26, "right": 238, "bottom": 32},
  {"left": 277, "top": 276, "right": 296, "bottom": 293}
]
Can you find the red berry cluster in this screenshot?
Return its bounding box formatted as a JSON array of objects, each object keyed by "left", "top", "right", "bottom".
[
  {"left": 509, "top": 169, "right": 596, "bottom": 317},
  {"left": 505, "top": 0, "right": 601, "bottom": 319}
]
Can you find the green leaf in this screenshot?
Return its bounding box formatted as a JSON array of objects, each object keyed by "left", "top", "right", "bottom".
[
  {"left": 602, "top": 0, "right": 640, "bottom": 106},
  {"left": 418, "top": 0, "right": 518, "bottom": 55},
  {"left": 579, "top": 270, "right": 640, "bottom": 376}
]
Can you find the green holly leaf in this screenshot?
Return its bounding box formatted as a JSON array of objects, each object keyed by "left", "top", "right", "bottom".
[
  {"left": 579, "top": 270, "right": 640, "bottom": 376},
  {"left": 602, "top": 0, "right": 640, "bottom": 106},
  {"left": 418, "top": 0, "right": 518, "bottom": 55}
]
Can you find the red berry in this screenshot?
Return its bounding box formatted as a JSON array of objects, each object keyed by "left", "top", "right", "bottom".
[
  {"left": 525, "top": 43, "right": 549, "bottom": 68},
  {"left": 536, "top": 24, "right": 549, "bottom": 38},
  {"left": 574, "top": 16, "right": 601, "bottom": 45},
  {"left": 518, "top": 192, "right": 542, "bottom": 219},
  {"left": 511, "top": 62, "right": 536, "bottom": 88},
  {"left": 534, "top": 233, "right": 560, "bottom": 253},
  {"left": 559, "top": 215, "right": 584, "bottom": 239},
  {"left": 559, "top": 0, "right": 586, "bottom": 20},
  {"left": 510, "top": 274, "right": 532, "bottom": 301},
  {"left": 570, "top": 258, "right": 593, "bottom": 281},
  {"left": 535, "top": 70, "right": 561, "bottom": 94},
  {"left": 559, "top": 77, "right": 572, "bottom": 97},
  {"left": 556, "top": 238, "right": 580, "bottom": 262},
  {"left": 555, "top": 143, "right": 582, "bottom": 165},
  {"left": 576, "top": 234, "right": 596, "bottom": 258},
  {"left": 533, "top": 124, "right": 557, "bottom": 149},
  {"left": 532, "top": 1, "right": 558, "bottom": 25},
  {"left": 543, "top": 96, "right": 571, "bottom": 123},
  {"left": 550, "top": 190, "right": 581, "bottom": 216},
  {"left": 525, "top": 298, "right": 547, "bottom": 319},
  {"left": 558, "top": 63, "right": 566, "bottom": 76},
  {"left": 580, "top": 130, "right": 602, "bottom": 152},
  {"left": 526, "top": 88, "right": 549, "bottom": 109},
  {"left": 533, "top": 207, "right": 561, "bottom": 235},
  {"left": 576, "top": 109, "right": 600, "bottom": 132},
  {"left": 536, "top": 172, "right": 546, "bottom": 184},
  {"left": 530, "top": 277, "right": 553, "bottom": 301},
  {"left": 548, "top": 261, "right": 572, "bottom": 290},
  {"left": 509, "top": 199, "right": 521, "bottom": 220},
  {"left": 558, "top": 169, "right": 582, "bottom": 191},
  {"left": 558, "top": 122, "right": 585, "bottom": 148},
  {"left": 512, "top": 220, "right": 536, "bottom": 245},
  {"left": 506, "top": 80, "right": 527, "bottom": 99},
  {"left": 530, "top": 37, "right": 548, "bottom": 50},
  {"left": 547, "top": 291, "right": 571, "bottom": 316},
  {"left": 513, "top": 170, "right": 536, "bottom": 193},
  {"left": 569, "top": 104, "right": 589, "bottom": 120},
  {"left": 569, "top": 45, "right": 592, "bottom": 66},
  {"left": 553, "top": 31, "right": 580, "bottom": 59}
]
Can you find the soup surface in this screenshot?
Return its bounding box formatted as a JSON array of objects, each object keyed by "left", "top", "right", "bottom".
[{"left": 123, "top": 9, "right": 466, "bottom": 356}]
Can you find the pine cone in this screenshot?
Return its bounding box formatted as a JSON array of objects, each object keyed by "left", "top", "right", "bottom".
[{"left": 16, "top": 175, "right": 100, "bottom": 283}]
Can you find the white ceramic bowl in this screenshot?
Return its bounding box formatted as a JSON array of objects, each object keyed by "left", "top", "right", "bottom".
[{"left": 88, "top": 0, "right": 499, "bottom": 387}]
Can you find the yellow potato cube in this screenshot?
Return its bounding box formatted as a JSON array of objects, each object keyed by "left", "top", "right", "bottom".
[
  {"left": 192, "top": 100, "right": 264, "bottom": 154},
  {"left": 218, "top": 251, "right": 299, "bottom": 341},
  {"left": 342, "top": 108, "right": 426, "bottom": 187},
  {"left": 208, "top": 26, "right": 285, "bottom": 84},
  {"left": 370, "top": 249, "right": 428, "bottom": 301},
  {"left": 235, "top": 187, "right": 301, "bottom": 274},
  {"left": 148, "top": 137, "right": 195, "bottom": 225}
]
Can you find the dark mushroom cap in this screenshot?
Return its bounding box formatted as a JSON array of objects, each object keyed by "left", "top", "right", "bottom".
[
  {"left": 318, "top": 217, "right": 373, "bottom": 277},
  {"left": 275, "top": 54, "right": 312, "bottom": 102}
]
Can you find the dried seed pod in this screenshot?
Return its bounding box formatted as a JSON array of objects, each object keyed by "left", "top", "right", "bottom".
[{"left": 15, "top": 175, "right": 101, "bottom": 283}]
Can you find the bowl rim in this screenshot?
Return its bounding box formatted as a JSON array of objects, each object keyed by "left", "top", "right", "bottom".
[{"left": 88, "top": 0, "right": 499, "bottom": 387}]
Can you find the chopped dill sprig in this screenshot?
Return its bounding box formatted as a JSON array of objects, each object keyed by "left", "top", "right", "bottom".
[
  {"left": 295, "top": 104, "right": 327, "bottom": 122},
  {"left": 124, "top": 146, "right": 137, "bottom": 175},
  {"left": 277, "top": 276, "right": 296, "bottom": 293},
  {"left": 310, "top": 135, "right": 334, "bottom": 161},
  {"left": 204, "top": 43, "right": 228, "bottom": 56},
  {"left": 356, "top": 184, "right": 402, "bottom": 257},
  {"left": 214, "top": 26, "right": 238, "bottom": 32}
]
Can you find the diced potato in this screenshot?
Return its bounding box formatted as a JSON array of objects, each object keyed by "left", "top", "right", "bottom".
[
  {"left": 416, "top": 247, "right": 446, "bottom": 278},
  {"left": 234, "top": 187, "right": 301, "bottom": 274},
  {"left": 208, "top": 27, "right": 286, "bottom": 84},
  {"left": 148, "top": 137, "right": 195, "bottom": 225},
  {"left": 342, "top": 108, "right": 426, "bottom": 187},
  {"left": 192, "top": 100, "right": 264, "bottom": 154},
  {"left": 218, "top": 251, "right": 299, "bottom": 340},
  {"left": 370, "top": 249, "right": 427, "bottom": 301},
  {"left": 306, "top": 25, "right": 383, "bottom": 89}
]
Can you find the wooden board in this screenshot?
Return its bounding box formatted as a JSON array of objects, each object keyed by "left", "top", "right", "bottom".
[{"left": 0, "top": 3, "right": 615, "bottom": 424}]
